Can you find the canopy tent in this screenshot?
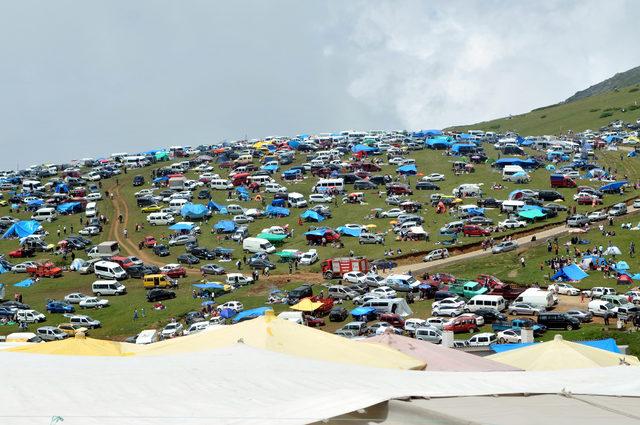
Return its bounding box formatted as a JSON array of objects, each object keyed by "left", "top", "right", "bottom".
[
  {"left": 300, "top": 209, "right": 325, "bottom": 222},
  {"left": 207, "top": 201, "right": 228, "bottom": 214},
  {"left": 490, "top": 338, "right": 622, "bottom": 354},
  {"left": 265, "top": 205, "right": 290, "bottom": 217},
  {"left": 232, "top": 307, "right": 273, "bottom": 323},
  {"left": 168, "top": 222, "right": 195, "bottom": 231},
  {"left": 600, "top": 181, "right": 627, "bottom": 193},
  {"left": 290, "top": 298, "right": 324, "bottom": 312},
  {"left": 336, "top": 226, "right": 362, "bottom": 237},
  {"left": 362, "top": 333, "right": 520, "bottom": 372},
  {"left": 2, "top": 220, "right": 42, "bottom": 239},
  {"left": 603, "top": 246, "right": 622, "bottom": 256},
  {"left": 7, "top": 335, "right": 134, "bottom": 356},
  {"left": 56, "top": 202, "right": 82, "bottom": 214},
  {"left": 275, "top": 250, "right": 301, "bottom": 259},
  {"left": 256, "top": 233, "right": 287, "bottom": 242},
  {"left": 488, "top": 334, "right": 639, "bottom": 371},
  {"left": 213, "top": 220, "right": 236, "bottom": 233},
  {"left": 235, "top": 186, "right": 250, "bottom": 201},
  {"left": 180, "top": 203, "right": 209, "bottom": 219},
  {"left": 396, "top": 164, "right": 417, "bottom": 175},
  {"left": 551, "top": 264, "right": 589, "bottom": 281},
  {"left": 351, "top": 144, "right": 379, "bottom": 154},
  {"left": 155, "top": 151, "right": 169, "bottom": 161},
  {"left": 615, "top": 261, "right": 630, "bottom": 271},
  {"left": 518, "top": 209, "right": 546, "bottom": 219}
]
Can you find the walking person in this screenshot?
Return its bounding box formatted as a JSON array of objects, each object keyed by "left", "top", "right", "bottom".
[
  {"left": 133, "top": 309, "right": 139, "bottom": 320},
  {"left": 520, "top": 256, "right": 526, "bottom": 268}
]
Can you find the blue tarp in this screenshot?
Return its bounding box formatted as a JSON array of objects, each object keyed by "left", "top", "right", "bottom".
[
  {"left": 350, "top": 306, "right": 376, "bottom": 317},
  {"left": 14, "top": 278, "right": 35, "bottom": 288},
  {"left": 283, "top": 169, "right": 302, "bottom": 177},
  {"left": 336, "top": 226, "right": 362, "bottom": 237},
  {"left": 153, "top": 176, "right": 169, "bottom": 183},
  {"left": 54, "top": 183, "right": 69, "bottom": 193},
  {"left": 599, "top": 181, "right": 627, "bottom": 192},
  {"left": 261, "top": 164, "right": 279, "bottom": 172},
  {"left": 551, "top": 264, "right": 589, "bottom": 281},
  {"left": 169, "top": 222, "right": 195, "bottom": 231},
  {"left": 56, "top": 202, "right": 82, "bottom": 214},
  {"left": 288, "top": 140, "right": 301, "bottom": 149},
  {"left": 192, "top": 283, "right": 225, "bottom": 290},
  {"left": 464, "top": 207, "right": 485, "bottom": 217},
  {"left": 494, "top": 158, "right": 539, "bottom": 169},
  {"left": 2, "top": 220, "right": 42, "bottom": 239},
  {"left": 266, "top": 205, "right": 290, "bottom": 217},
  {"left": 207, "top": 201, "right": 228, "bottom": 214},
  {"left": 181, "top": 203, "right": 209, "bottom": 219},
  {"left": 213, "top": 220, "right": 236, "bottom": 232},
  {"left": 491, "top": 338, "right": 620, "bottom": 354},
  {"left": 615, "top": 261, "right": 630, "bottom": 271},
  {"left": 413, "top": 129, "right": 443, "bottom": 138},
  {"left": 305, "top": 227, "right": 330, "bottom": 237},
  {"left": 397, "top": 164, "right": 417, "bottom": 175},
  {"left": 300, "top": 210, "right": 325, "bottom": 222},
  {"left": 351, "top": 144, "right": 379, "bottom": 153},
  {"left": 232, "top": 307, "right": 273, "bottom": 323},
  {"left": 236, "top": 186, "right": 250, "bottom": 201},
  {"left": 451, "top": 143, "right": 476, "bottom": 153},
  {"left": 426, "top": 138, "right": 453, "bottom": 148}
]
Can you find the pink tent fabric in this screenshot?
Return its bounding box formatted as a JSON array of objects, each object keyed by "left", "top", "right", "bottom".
[{"left": 362, "top": 333, "right": 521, "bottom": 372}]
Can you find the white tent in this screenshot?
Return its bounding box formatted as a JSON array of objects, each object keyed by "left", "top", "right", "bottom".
[{"left": 1, "top": 343, "right": 639, "bottom": 424}]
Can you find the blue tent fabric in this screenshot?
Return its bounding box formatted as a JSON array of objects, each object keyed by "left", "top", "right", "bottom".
[
  {"left": 181, "top": 203, "right": 209, "bottom": 219},
  {"left": 220, "top": 308, "right": 236, "bottom": 319},
  {"left": 351, "top": 144, "right": 378, "bottom": 153},
  {"left": 2, "top": 220, "right": 42, "bottom": 239},
  {"left": 207, "top": 201, "right": 228, "bottom": 214},
  {"left": 213, "top": 220, "right": 236, "bottom": 232},
  {"left": 300, "top": 210, "right": 324, "bottom": 222},
  {"left": 261, "top": 164, "right": 279, "bottom": 172},
  {"left": 304, "top": 228, "right": 330, "bottom": 237},
  {"left": 396, "top": 164, "right": 417, "bottom": 175},
  {"left": 56, "top": 202, "right": 82, "bottom": 214},
  {"left": 336, "top": 226, "right": 362, "bottom": 237},
  {"left": 14, "top": 278, "right": 35, "bottom": 288},
  {"left": 491, "top": 338, "right": 620, "bottom": 354},
  {"left": 232, "top": 307, "right": 273, "bottom": 323},
  {"left": 192, "top": 283, "right": 224, "bottom": 290},
  {"left": 615, "top": 261, "right": 630, "bottom": 271},
  {"left": 599, "top": 181, "right": 627, "bottom": 192},
  {"left": 551, "top": 264, "right": 589, "bottom": 281},
  {"left": 494, "top": 158, "right": 539, "bottom": 169},
  {"left": 464, "top": 207, "right": 485, "bottom": 217},
  {"left": 350, "top": 306, "right": 376, "bottom": 317},
  {"left": 266, "top": 205, "right": 290, "bottom": 217},
  {"left": 169, "top": 222, "right": 195, "bottom": 231}
]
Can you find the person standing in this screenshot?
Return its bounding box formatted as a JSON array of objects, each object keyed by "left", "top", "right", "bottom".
[
  {"left": 133, "top": 309, "right": 139, "bottom": 320},
  {"left": 520, "top": 256, "right": 526, "bottom": 268}
]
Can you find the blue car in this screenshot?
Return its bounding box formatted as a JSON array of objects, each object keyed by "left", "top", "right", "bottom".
[{"left": 46, "top": 301, "right": 75, "bottom": 314}]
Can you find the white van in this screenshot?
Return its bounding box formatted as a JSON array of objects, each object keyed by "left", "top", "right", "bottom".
[
  {"left": 16, "top": 309, "right": 46, "bottom": 323},
  {"left": 452, "top": 184, "right": 482, "bottom": 198},
  {"left": 147, "top": 212, "right": 175, "bottom": 226},
  {"left": 277, "top": 311, "right": 304, "bottom": 324},
  {"left": 465, "top": 295, "right": 507, "bottom": 312},
  {"left": 501, "top": 200, "right": 525, "bottom": 213},
  {"left": 135, "top": 329, "right": 159, "bottom": 344},
  {"left": 92, "top": 280, "right": 127, "bottom": 296},
  {"left": 514, "top": 288, "right": 554, "bottom": 309},
  {"left": 210, "top": 179, "right": 233, "bottom": 190},
  {"left": 242, "top": 237, "right": 276, "bottom": 254},
  {"left": 169, "top": 198, "right": 188, "bottom": 214},
  {"left": 247, "top": 175, "right": 274, "bottom": 186},
  {"left": 183, "top": 321, "right": 210, "bottom": 335},
  {"left": 288, "top": 192, "right": 307, "bottom": 208},
  {"left": 31, "top": 207, "right": 57, "bottom": 222},
  {"left": 312, "top": 178, "right": 345, "bottom": 194},
  {"left": 588, "top": 300, "right": 616, "bottom": 317},
  {"left": 502, "top": 165, "right": 526, "bottom": 180},
  {"left": 265, "top": 182, "right": 287, "bottom": 193},
  {"left": 361, "top": 298, "right": 413, "bottom": 317},
  {"left": 85, "top": 202, "right": 98, "bottom": 218},
  {"left": 93, "top": 261, "right": 128, "bottom": 280}
]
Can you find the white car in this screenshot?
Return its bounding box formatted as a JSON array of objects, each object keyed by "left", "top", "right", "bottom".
[
  {"left": 127, "top": 256, "right": 144, "bottom": 266},
  {"left": 564, "top": 171, "right": 580, "bottom": 179},
  {"left": 498, "top": 218, "right": 527, "bottom": 229},
  {"left": 309, "top": 193, "right": 334, "bottom": 203},
  {"left": 432, "top": 305, "right": 464, "bottom": 317},
  {"left": 459, "top": 313, "right": 485, "bottom": 326},
  {"left": 343, "top": 271, "right": 367, "bottom": 284},
  {"left": 423, "top": 249, "right": 449, "bottom": 262},
  {"left": 370, "top": 286, "right": 397, "bottom": 299},
  {"left": 432, "top": 297, "right": 466, "bottom": 309},
  {"left": 265, "top": 184, "right": 288, "bottom": 193},
  {"left": 299, "top": 250, "right": 318, "bottom": 265},
  {"left": 497, "top": 329, "right": 521, "bottom": 344},
  {"left": 388, "top": 157, "right": 407, "bottom": 165},
  {"left": 183, "top": 321, "right": 209, "bottom": 335},
  {"left": 135, "top": 189, "right": 155, "bottom": 197},
  {"left": 343, "top": 223, "right": 366, "bottom": 231},
  {"left": 365, "top": 274, "right": 385, "bottom": 287},
  {"left": 556, "top": 283, "right": 580, "bottom": 296},
  {"left": 633, "top": 199, "right": 640, "bottom": 209},
  {"left": 79, "top": 226, "right": 101, "bottom": 236},
  {"left": 64, "top": 293, "right": 90, "bottom": 304},
  {"left": 423, "top": 173, "right": 445, "bottom": 182},
  {"left": 11, "top": 261, "right": 38, "bottom": 273},
  {"left": 369, "top": 322, "right": 401, "bottom": 335},
  {"left": 159, "top": 263, "right": 182, "bottom": 273},
  {"left": 424, "top": 317, "right": 447, "bottom": 330},
  {"left": 217, "top": 301, "right": 244, "bottom": 312},
  {"left": 380, "top": 208, "right": 403, "bottom": 218},
  {"left": 161, "top": 322, "right": 184, "bottom": 338},
  {"left": 587, "top": 211, "right": 608, "bottom": 222},
  {"left": 85, "top": 192, "right": 103, "bottom": 201},
  {"left": 79, "top": 297, "right": 109, "bottom": 309},
  {"left": 233, "top": 214, "right": 255, "bottom": 224},
  {"left": 404, "top": 318, "right": 428, "bottom": 334}
]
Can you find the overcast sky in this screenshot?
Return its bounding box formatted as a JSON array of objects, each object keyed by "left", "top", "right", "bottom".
[{"left": 1, "top": 0, "right": 640, "bottom": 169}]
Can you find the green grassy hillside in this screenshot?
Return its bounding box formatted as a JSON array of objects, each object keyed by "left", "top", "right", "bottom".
[{"left": 450, "top": 84, "right": 640, "bottom": 135}]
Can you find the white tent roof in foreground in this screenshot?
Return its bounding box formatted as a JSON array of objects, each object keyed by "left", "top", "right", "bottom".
[{"left": 1, "top": 343, "right": 639, "bottom": 425}]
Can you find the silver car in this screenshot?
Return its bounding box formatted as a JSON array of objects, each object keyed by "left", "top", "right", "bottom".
[
  {"left": 36, "top": 326, "right": 69, "bottom": 341},
  {"left": 492, "top": 241, "right": 519, "bottom": 254},
  {"left": 508, "top": 302, "right": 545, "bottom": 316},
  {"left": 415, "top": 327, "right": 443, "bottom": 343},
  {"left": 168, "top": 234, "right": 197, "bottom": 246}
]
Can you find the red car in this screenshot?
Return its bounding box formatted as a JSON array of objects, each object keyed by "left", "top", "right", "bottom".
[
  {"left": 443, "top": 317, "right": 479, "bottom": 333},
  {"left": 386, "top": 184, "right": 413, "bottom": 195},
  {"left": 164, "top": 267, "right": 187, "bottom": 278},
  {"left": 305, "top": 316, "right": 325, "bottom": 327},
  {"left": 462, "top": 225, "right": 491, "bottom": 237},
  {"left": 26, "top": 262, "right": 63, "bottom": 278},
  {"left": 9, "top": 248, "right": 35, "bottom": 258},
  {"left": 110, "top": 256, "right": 136, "bottom": 269},
  {"left": 143, "top": 236, "right": 157, "bottom": 248},
  {"left": 476, "top": 274, "right": 504, "bottom": 288},
  {"left": 379, "top": 313, "right": 405, "bottom": 328},
  {"left": 577, "top": 195, "right": 602, "bottom": 205}
]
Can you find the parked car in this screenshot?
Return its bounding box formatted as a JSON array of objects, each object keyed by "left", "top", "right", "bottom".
[
  {"left": 508, "top": 302, "right": 545, "bottom": 316},
  {"left": 177, "top": 253, "right": 200, "bottom": 265},
  {"left": 329, "top": 306, "right": 348, "bottom": 322},
  {"left": 46, "top": 301, "right": 75, "bottom": 314},
  {"left": 492, "top": 241, "right": 519, "bottom": 254},
  {"left": 36, "top": 326, "right": 69, "bottom": 341},
  {"left": 565, "top": 309, "right": 593, "bottom": 323},
  {"left": 537, "top": 312, "right": 581, "bottom": 330},
  {"left": 423, "top": 248, "right": 449, "bottom": 262},
  {"left": 79, "top": 297, "right": 109, "bottom": 309},
  {"left": 161, "top": 322, "right": 184, "bottom": 338},
  {"left": 146, "top": 289, "right": 176, "bottom": 302},
  {"left": 497, "top": 329, "right": 521, "bottom": 344},
  {"left": 200, "top": 264, "right": 226, "bottom": 275}
]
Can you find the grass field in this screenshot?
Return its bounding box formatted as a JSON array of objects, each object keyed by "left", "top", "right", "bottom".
[
  {"left": 2, "top": 141, "right": 640, "bottom": 344},
  {"left": 449, "top": 84, "right": 640, "bottom": 135}
]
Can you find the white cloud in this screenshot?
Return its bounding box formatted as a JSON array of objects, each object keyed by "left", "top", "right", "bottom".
[{"left": 337, "top": 0, "right": 640, "bottom": 129}]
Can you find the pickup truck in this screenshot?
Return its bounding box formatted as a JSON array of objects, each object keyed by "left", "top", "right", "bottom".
[
  {"left": 488, "top": 284, "right": 526, "bottom": 301},
  {"left": 492, "top": 318, "right": 546, "bottom": 336},
  {"left": 26, "top": 262, "right": 63, "bottom": 278},
  {"left": 447, "top": 280, "right": 488, "bottom": 299}
]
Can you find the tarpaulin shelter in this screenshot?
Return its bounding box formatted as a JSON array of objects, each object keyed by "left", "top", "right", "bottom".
[
  {"left": 551, "top": 264, "right": 588, "bottom": 281},
  {"left": 261, "top": 164, "right": 279, "bottom": 173},
  {"left": 232, "top": 307, "right": 273, "bottom": 323},
  {"left": 2, "top": 220, "right": 42, "bottom": 239},
  {"left": 192, "top": 283, "right": 225, "bottom": 290},
  {"left": 300, "top": 210, "right": 324, "bottom": 222},
  {"left": 426, "top": 138, "right": 453, "bottom": 149},
  {"left": 599, "top": 181, "right": 627, "bottom": 193},
  {"left": 207, "top": 201, "right": 228, "bottom": 214},
  {"left": 336, "top": 226, "right": 362, "bottom": 237},
  {"left": 351, "top": 144, "right": 379, "bottom": 154},
  {"left": 213, "top": 220, "right": 236, "bottom": 233},
  {"left": 396, "top": 164, "right": 417, "bottom": 175},
  {"left": 290, "top": 298, "right": 324, "bottom": 312},
  {"left": 363, "top": 333, "right": 520, "bottom": 372},
  {"left": 491, "top": 338, "right": 622, "bottom": 354},
  {"left": 54, "top": 183, "right": 69, "bottom": 193},
  {"left": 488, "top": 334, "right": 638, "bottom": 371},
  {"left": 180, "top": 203, "right": 209, "bottom": 219},
  {"left": 14, "top": 278, "right": 35, "bottom": 288},
  {"left": 168, "top": 222, "right": 196, "bottom": 231},
  {"left": 265, "top": 205, "right": 290, "bottom": 217},
  {"left": 155, "top": 151, "right": 169, "bottom": 161},
  {"left": 350, "top": 306, "right": 377, "bottom": 318},
  {"left": 256, "top": 233, "right": 287, "bottom": 243},
  {"left": 518, "top": 209, "right": 546, "bottom": 220},
  {"left": 56, "top": 202, "right": 82, "bottom": 214},
  {"left": 235, "top": 186, "right": 249, "bottom": 201},
  {"left": 451, "top": 143, "right": 476, "bottom": 154}
]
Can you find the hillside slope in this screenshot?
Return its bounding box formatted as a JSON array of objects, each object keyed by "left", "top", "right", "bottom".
[
  {"left": 566, "top": 66, "right": 640, "bottom": 102},
  {"left": 449, "top": 84, "right": 640, "bottom": 135}
]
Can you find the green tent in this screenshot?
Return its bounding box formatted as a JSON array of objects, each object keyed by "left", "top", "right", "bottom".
[
  {"left": 518, "top": 209, "right": 546, "bottom": 219},
  {"left": 155, "top": 151, "right": 169, "bottom": 161},
  {"left": 275, "top": 251, "right": 300, "bottom": 258},
  {"left": 257, "top": 233, "right": 288, "bottom": 243}
]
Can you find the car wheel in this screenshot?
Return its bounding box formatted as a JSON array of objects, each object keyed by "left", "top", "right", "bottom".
[
  {"left": 498, "top": 338, "right": 506, "bottom": 344},
  {"left": 469, "top": 327, "right": 476, "bottom": 333},
  {"left": 566, "top": 324, "right": 573, "bottom": 331},
  {"left": 96, "top": 292, "right": 102, "bottom": 296}
]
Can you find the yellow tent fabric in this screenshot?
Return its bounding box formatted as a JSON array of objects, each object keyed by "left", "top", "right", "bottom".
[
  {"left": 132, "top": 312, "right": 425, "bottom": 370},
  {"left": 488, "top": 335, "right": 640, "bottom": 371},
  {"left": 6, "top": 335, "right": 135, "bottom": 357},
  {"left": 290, "top": 298, "right": 323, "bottom": 312}
]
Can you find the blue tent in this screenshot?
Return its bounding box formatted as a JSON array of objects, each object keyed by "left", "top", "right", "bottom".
[
  {"left": 336, "top": 226, "right": 362, "bottom": 237},
  {"left": 2, "top": 220, "right": 42, "bottom": 239},
  {"left": 180, "top": 203, "right": 209, "bottom": 219},
  {"left": 232, "top": 307, "right": 273, "bottom": 323},
  {"left": 282, "top": 169, "right": 302, "bottom": 179},
  {"left": 56, "top": 202, "right": 82, "bottom": 214},
  {"left": 350, "top": 306, "right": 376, "bottom": 318},
  {"left": 304, "top": 227, "right": 330, "bottom": 237},
  {"left": 300, "top": 210, "right": 325, "bottom": 222},
  {"left": 236, "top": 187, "right": 250, "bottom": 201},
  {"left": 426, "top": 138, "right": 453, "bottom": 149},
  {"left": 494, "top": 158, "right": 539, "bottom": 169},
  {"left": 261, "top": 164, "right": 279, "bottom": 173},
  {"left": 351, "top": 144, "right": 379, "bottom": 154},
  {"left": 213, "top": 220, "right": 236, "bottom": 233},
  {"left": 615, "top": 261, "right": 630, "bottom": 271},
  {"left": 396, "top": 164, "right": 417, "bottom": 175},
  {"left": 54, "top": 183, "right": 69, "bottom": 193},
  {"left": 192, "top": 283, "right": 225, "bottom": 290},
  {"left": 169, "top": 222, "right": 195, "bottom": 231},
  {"left": 266, "top": 205, "right": 290, "bottom": 217},
  {"left": 451, "top": 143, "right": 476, "bottom": 154},
  {"left": 491, "top": 338, "right": 620, "bottom": 354},
  {"left": 219, "top": 308, "right": 236, "bottom": 319},
  {"left": 14, "top": 278, "right": 35, "bottom": 288},
  {"left": 413, "top": 129, "right": 442, "bottom": 138},
  {"left": 288, "top": 140, "right": 301, "bottom": 149},
  {"left": 207, "top": 201, "right": 228, "bottom": 214},
  {"left": 599, "top": 181, "right": 627, "bottom": 192},
  {"left": 464, "top": 207, "right": 485, "bottom": 217},
  {"left": 551, "top": 264, "right": 589, "bottom": 281}
]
